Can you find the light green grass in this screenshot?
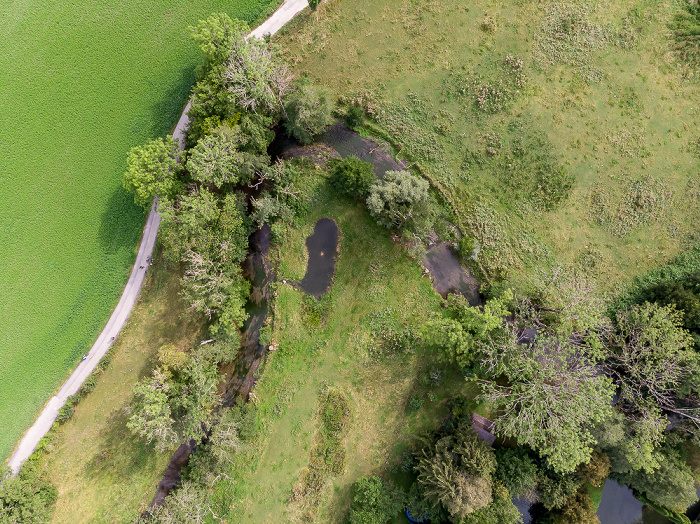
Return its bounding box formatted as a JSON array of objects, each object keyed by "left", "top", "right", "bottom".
[
  {"left": 35, "top": 260, "right": 207, "bottom": 523},
  {"left": 275, "top": 0, "right": 700, "bottom": 292},
  {"left": 205, "top": 172, "right": 471, "bottom": 523},
  {"left": 0, "top": 0, "right": 279, "bottom": 462}
]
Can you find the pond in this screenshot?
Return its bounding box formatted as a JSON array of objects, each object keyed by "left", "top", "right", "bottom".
[
  {"left": 596, "top": 480, "right": 673, "bottom": 524},
  {"left": 422, "top": 243, "right": 480, "bottom": 306},
  {"left": 299, "top": 218, "right": 339, "bottom": 298},
  {"left": 319, "top": 124, "right": 404, "bottom": 177}
]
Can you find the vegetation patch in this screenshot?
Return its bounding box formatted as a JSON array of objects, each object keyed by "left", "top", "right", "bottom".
[{"left": 589, "top": 175, "right": 673, "bottom": 237}]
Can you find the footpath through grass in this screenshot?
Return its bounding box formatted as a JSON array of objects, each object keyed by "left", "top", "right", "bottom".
[
  {"left": 0, "top": 0, "right": 279, "bottom": 462},
  {"left": 275, "top": 0, "right": 700, "bottom": 292},
  {"left": 34, "top": 260, "right": 206, "bottom": 523},
  {"left": 205, "top": 172, "right": 472, "bottom": 523}
]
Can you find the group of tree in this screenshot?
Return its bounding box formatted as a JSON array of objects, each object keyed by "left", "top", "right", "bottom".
[
  {"left": 0, "top": 464, "right": 57, "bottom": 524},
  {"left": 424, "top": 266, "right": 700, "bottom": 512}
]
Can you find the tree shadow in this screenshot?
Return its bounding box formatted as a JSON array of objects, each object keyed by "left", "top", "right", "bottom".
[
  {"left": 147, "top": 64, "right": 197, "bottom": 140},
  {"left": 97, "top": 187, "right": 145, "bottom": 257}
]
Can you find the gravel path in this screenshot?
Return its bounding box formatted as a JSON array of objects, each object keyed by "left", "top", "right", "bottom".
[{"left": 7, "top": 0, "right": 309, "bottom": 475}]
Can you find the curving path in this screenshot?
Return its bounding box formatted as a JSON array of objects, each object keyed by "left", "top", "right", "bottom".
[{"left": 7, "top": 0, "right": 309, "bottom": 475}]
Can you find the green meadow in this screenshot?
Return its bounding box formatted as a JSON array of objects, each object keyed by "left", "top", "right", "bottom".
[
  {"left": 0, "top": 0, "right": 278, "bottom": 461},
  {"left": 277, "top": 0, "right": 700, "bottom": 292}
]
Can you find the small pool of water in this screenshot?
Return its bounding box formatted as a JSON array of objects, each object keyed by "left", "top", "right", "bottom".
[
  {"left": 597, "top": 480, "right": 673, "bottom": 524},
  {"left": 319, "top": 125, "right": 404, "bottom": 177},
  {"left": 300, "top": 218, "right": 339, "bottom": 298},
  {"left": 422, "top": 243, "right": 480, "bottom": 305}
]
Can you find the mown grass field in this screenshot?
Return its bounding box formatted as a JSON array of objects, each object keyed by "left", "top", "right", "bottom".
[
  {"left": 205, "top": 174, "right": 472, "bottom": 523},
  {"left": 35, "top": 259, "right": 206, "bottom": 523},
  {"left": 276, "top": 0, "right": 700, "bottom": 293},
  {"left": 0, "top": 0, "right": 279, "bottom": 462}
]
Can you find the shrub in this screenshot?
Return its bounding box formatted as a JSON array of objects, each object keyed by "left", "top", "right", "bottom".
[
  {"left": 551, "top": 490, "right": 599, "bottom": 524},
  {"left": 345, "top": 105, "right": 365, "bottom": 128},
  {"left": 575, "top": 451, "right": 610, "bottom": 488},
  {"left": 348, "top": 476, "right": 406, "bottom": 524},
  {"left": 406, "top": 393, "right": 425, "bottom": 413},
  {"left": 79, "top": 375, "right": 98, "bottom": 395},
  {"left": 321, "top": 390, "right": 350, "bottom": 434},
  {"left": 328, "top": 156, "right": 375, "bottom": 198},
  {"left": 366, "top": 170, "right": 431, "bottom": 230}
]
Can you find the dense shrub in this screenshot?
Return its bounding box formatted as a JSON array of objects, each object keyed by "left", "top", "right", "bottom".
[
  {"left": 495, "top": 447, "right": 539, "bottom": 498},
  {"left": 345, "top": 105, "right": 365, "bottom": 128},
  {"left": 366, "top": 170, "right": 432, "bottom": 231},
  {"left": 406, "top": 394, "right": 425, "bottom": 413},
  {"left": 348, "top": 476, "right": 405, "bottom": 524},
  {"left": 329, "top": 156, "right": 375, "bottom": 198}
]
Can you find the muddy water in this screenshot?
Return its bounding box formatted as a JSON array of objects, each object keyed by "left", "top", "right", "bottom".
[
  {"left": 422, "top": 243, "right": 480, "bottom": 305},
  {"left": 221, "top": 224, "right": 273, "bottom": 403},
  {"left": 319, "top": 124, "right": 404, "bottom": 177},
  {"left": 299, "top": 218, "right": 338, "bottom": 298}
]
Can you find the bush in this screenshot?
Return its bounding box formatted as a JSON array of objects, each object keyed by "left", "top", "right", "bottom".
[
  {"left": 345, "top": 105, "right": 365, "bottom": 128},
  {"left": 348, "top": 476, "right": 406, "bottom": 524},
  {"left": 321, "top": 390, "right": 350, "bottom": 434},
  {"left": 406, "top": 393, "right": 425, "bottom": 413},
  {"left": 79, "top": 375, "right": 98, "bottom": 395},
  {"left": 328, "top": 156, "right": 375, "bottom": 198}
]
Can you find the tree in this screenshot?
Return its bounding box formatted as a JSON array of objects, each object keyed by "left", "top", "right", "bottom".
[
  {"left": 495, "top": 447, "right": 538, "bottom": 498},
  {"left": 366, "top": 170, "right": 432, "bottom": 230},
  {"left": 603, "top": 303, "right": 700, "bottom": 433},
  {"left": 225, "top": 33, "right": 292, "bottom": 114},
  {"left": 149, "top": 481, "right": 210, "bottom": 524},
  {"left": 328, "top": 156, "right": 375, "bottom": 198},
  {"left": 126, "top": 369, "right": 178, "bottom": 451},
  {"left": 614, "top": 444, "right": 698, "bottom": 511},
  {"left": 189, "top": 13, "right": 249, "bottom": 66},
  {"left": 416, "top": 426, "right": 496, "bottom": 519},
  {"left": 126, "top": 355, "right": 223, "bottom": 450},
  {"left": 284, "top": 78, "right": 334, "bottom": 145},
  {"left": 348, "top": 476, "right": 405, "bottom": 524},
  {"left": 423, "top": 292, "right": 512, "bottom": 370},
  {"left": 480, "top": 334, "right": 614, "bottom": 473},
  {"left": 575, "top": 451, "right": 610, "bottom": 488},
  {"left": 551, "top": 490, "right": 600, "bottom": 524},
  {"left": 122, "top": 136, "right": 182, "bottom": 208},
  {"left": 0, "top": 464, "right": 57, "bottom": 524},
  {"left": 537, "top": 469, "right": 580, "bottom": 510},
  {"left": 461, "top": 482, "right": 523, "bottom": 524},
  {"left": 186, "top": 124, "right": 268, "bottom": 187}
]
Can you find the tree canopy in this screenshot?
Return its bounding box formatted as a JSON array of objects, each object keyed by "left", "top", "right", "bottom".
[
  {"left": 284, "top": 77, "right": 334, "bottom": 145},
  {"left": 122, "top": 136, "right": 182, "bottom": 208},
  {"left": 366, "top": 170, "right": 432, "bottom": 230}
]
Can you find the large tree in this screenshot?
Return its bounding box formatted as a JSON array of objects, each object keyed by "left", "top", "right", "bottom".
[
  {"left": 122, "top": 136, "right": 182, "bottom": 208},
  {"left": 186, "top": 124, "right": 268, "bottom": 188},
  {"left": 283, "top": 78, "right": 334, "bottom": 145},
  {"left": 603, "top": 302, "right": 700, "bottom": 433},
  {"left": 416, "top": 425, "right": 496, "bottom": 519},
  {"left": 480, "top": 332, "right": 614, "bottom": 473}
]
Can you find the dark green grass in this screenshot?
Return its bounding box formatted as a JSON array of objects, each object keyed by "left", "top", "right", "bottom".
[{"left": 0, "top": 0, "right": 278, "bottom": 461}]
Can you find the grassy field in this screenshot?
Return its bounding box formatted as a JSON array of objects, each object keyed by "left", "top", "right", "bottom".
[
  {"left": 34, "top": 259, "right": 207, "bottom": 523},
  {"left": 0, "top": 0, "right": 279, "bottom": 462},
  {"left": 204, "top": 171, "right": 473, "bottom": 523},
  {"left": 275, "top": 0, "right": 700, "bottom": 293}
]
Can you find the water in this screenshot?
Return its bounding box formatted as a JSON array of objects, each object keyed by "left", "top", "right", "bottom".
[
  {"left": 318, "top": 124, "right": 404, "bottom": 177},
  {"left": 422, "top": 243, "right": 480, "bottom": 305},
  {"left": 596, "top": 480, "right": 674, "bottom": 524},
  {"left": 299, "top": 218, "right": 339, "bottom": 298}
]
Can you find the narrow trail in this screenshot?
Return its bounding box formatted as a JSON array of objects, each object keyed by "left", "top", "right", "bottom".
[{"left": 7, "top": 0, "right": 309, "bottom": 475}]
